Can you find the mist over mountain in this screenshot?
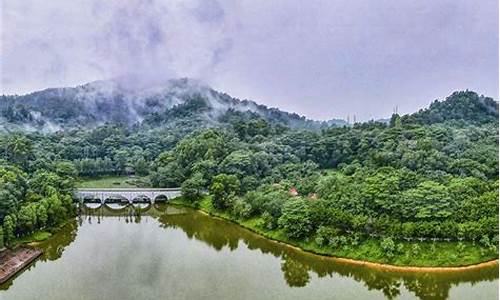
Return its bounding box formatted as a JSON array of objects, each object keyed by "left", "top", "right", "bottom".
[
  {"left": 0, "top": 77, "right": 345, "bottom": 132},
  {"left": 1, "top": 78, "right": 498, "bottom": 134}
]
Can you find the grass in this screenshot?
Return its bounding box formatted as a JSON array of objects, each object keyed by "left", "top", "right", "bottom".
[
  {"left": 11, "top": 218, "right": 76, "bottom": 247},
  {"left": 15, "top": 231, "right": 52, "bottom": 244},
  {"left": 170, "top": 196, "right": 498, "bottom": 268},
  {"left": 76, "top": 175, "right": 150, "bottom": 188}
]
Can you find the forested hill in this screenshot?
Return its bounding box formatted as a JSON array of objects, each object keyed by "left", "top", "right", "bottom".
[
  {"left": 400, "top": 91, "right": 498, "bottom": 125},
  {"left": 0, "top": 86, "right": 498, "bottom": 264},
  {"left": 0, "top": 78, "right": 345, "bottom": 132}
]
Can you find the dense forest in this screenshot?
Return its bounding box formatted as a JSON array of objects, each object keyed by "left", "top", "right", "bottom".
[{"left": 0, "top": 89, "right": 498, "bottom": 263}]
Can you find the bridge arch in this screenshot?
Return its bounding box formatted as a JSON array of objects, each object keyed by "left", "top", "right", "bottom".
[
  {"left": 154, "top": 194, "right": 169, "bottom": 203},
  {"left": 130, "top": 194, "right": 152, "bottom": 204}
]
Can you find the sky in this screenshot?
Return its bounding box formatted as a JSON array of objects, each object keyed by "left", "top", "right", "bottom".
[{"left": 1, "top": 0, "right": 498, "bottom": 121}]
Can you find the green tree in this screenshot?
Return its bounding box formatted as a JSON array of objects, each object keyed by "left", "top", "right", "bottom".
[
  {"left": 17, "top": 204, "right": 37, "bottom": 234},
  {"left": 134, "top": 158, "right": 149, "bottom": 176},
  {"left": 278, "top": 198, "right": 313, "bottom": 239},
  {"left": 209, "top": 174, "right": 240, "bottom": 210},
  {"left": 3, "top": 214, "right": 16, "bottom": 245},
  {"left": 55, "top": 161, "right": 78, "bottom": 178},
  {"left": 401, "top": 181, "right": 453, "bottom": 221},
  {"left": 4, "top": 135, "right": 34, "bottom": 169},
  {"left": 36, "top": 202, "right": 48, "bottom": 228},
  {"left": 181, "top": 172, "right": 206, "bottom": 202}
]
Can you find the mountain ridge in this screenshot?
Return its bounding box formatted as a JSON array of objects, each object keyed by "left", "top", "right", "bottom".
[
  {"left": 401, "top": 90, "right": 498, "bottom": 125},
  {"left": 0, "top": 79, "right": 498, "bottom": 133},
  {"left": 0, "top": 78, "right": 345, "bottom": 132}
]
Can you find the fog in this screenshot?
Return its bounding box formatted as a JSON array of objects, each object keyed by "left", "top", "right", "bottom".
[{"left": 2, "top": 0, "right": 498, "bottom": 120}]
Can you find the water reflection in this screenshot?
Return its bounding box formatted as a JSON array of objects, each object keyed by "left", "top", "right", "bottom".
[
  {"left": 153, "top": 206, "right": 498, "bottom": 300},
  {"left": 0, "top": 220, "right": 78, "bottom": 291},
  {"left": 1, "top": 203, "right": 497, "bottom": 300},
  {"left": 82, "top": 204, "right": 499, "bottom": 300}
]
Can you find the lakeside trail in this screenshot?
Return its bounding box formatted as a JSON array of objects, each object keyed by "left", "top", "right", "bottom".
[{"left": 176, "top": 203, "right": 499, "bottom": 273}]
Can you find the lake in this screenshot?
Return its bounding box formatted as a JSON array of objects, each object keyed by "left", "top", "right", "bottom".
[{"left": 0, "top": 204, "right": 498, "bottom": 300}]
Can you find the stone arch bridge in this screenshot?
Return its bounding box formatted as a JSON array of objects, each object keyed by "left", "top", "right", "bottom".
[{"left": 75, "top": 188, "right": 182, "bottom": 204}]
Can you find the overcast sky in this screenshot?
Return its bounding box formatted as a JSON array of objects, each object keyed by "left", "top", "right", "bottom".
[{"left": 1, "top": 0, "right": 498, "bottom": 120}]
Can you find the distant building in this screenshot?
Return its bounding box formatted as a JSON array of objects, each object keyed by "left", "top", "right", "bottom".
[{"left": 289, "top": 187, "right": 298, "bottom": 196}]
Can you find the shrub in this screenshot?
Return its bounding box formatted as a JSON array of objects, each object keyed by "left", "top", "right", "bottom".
[
  {"left": 232, "top": 198, "right": 252, "bottom": 219},
  {"left": 329, "top": 236, "right": 341, "bottom": 248},
  {"left": 381, "top": 237, "right": 396, "bottom": 258},
  {"left": 480, "top": 235, "right": 491, "bottom": 247},
  {"left": 315, "top": 226, "right": 340, "bottom": 247},
  {"left": 411, "top": 244, "right": 420, "bottom": 256},
  {"left": 262, "top": 212, "right": 277, "bottom": 230}
]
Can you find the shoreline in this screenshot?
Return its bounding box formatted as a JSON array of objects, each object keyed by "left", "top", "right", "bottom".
[
  {"left": 170, "top": 201, "right": 499, "bottom": 273},
  {"left": 0, "top": 218, "right": 77, "bottom": 285},
  {"left": 0, "top": 247, "right": 43, "bottom": 284}
]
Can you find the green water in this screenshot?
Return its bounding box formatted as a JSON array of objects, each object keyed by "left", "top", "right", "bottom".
[{"left": 1, "top": 204, "right": 498, "bottom": 300}]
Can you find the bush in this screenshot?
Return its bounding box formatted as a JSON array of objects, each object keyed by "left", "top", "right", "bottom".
[
  {"left": 329, "top": 236, "right": 341, "bottom": 248},
  {"left": 328, "top": 235, "right": 351, "bottom": 249},
  {"left": 242, "top": 191, "right": 267, "bottom": 216},
  {"left": 232, "top": 198, "right": 252, "bottom": 219},
  {"left": 262, "top": 212, "right": 277, "bottom": 230},
  {"left": 314, "top": 226, "right": 340, "bottom": 247},
  {"left": 396, "top": 243, "right": 404, "bottom": 254},
  {"left": 410, "top": 244, "right": 420, "bottom": 256},
  {"left": 339, "top": 236, "right": 350, "bottom": 250},
  {"left": 351, "top": 234, "right": 362, "bottom": 246},
  {"left": 492, "top": 235, "right": 499, "bottom": 245},
  {"left": 381, "top": 237, "right": 396, "bottom": 258},
  {"left": 480, "top": 235, "right": 491, "bottom": 247}
]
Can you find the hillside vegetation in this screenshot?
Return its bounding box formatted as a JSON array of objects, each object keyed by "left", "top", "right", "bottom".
[
  {"left": 0, "top": 78, "right": 344, "bottom": 132},
  {"left": 0, "top": 86, "right": 497, "bottom": 266}
]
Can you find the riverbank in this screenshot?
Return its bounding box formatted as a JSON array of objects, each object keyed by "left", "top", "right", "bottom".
[
  {"left": 0, "top": 218, "right": 78, "bottom": 284},
  {"left": 10, "top": 218, "right": 76, "bottom": 248},
  {"left": 0, "top": 247, "right": 43, "bottom": 284},
  {"left": 170, "top": 196, "right": 499, "bottom": 271}
]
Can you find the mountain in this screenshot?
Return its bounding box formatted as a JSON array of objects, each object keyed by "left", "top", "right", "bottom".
[
  {"left": 401, "top": 90, "right": 498, "bottom": 125},
  {"left": 0, "top": 78, "right": 346, "bottom": 132},
  {"left": 2, "top": 80, "right": 497, "bottom": 133}
]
